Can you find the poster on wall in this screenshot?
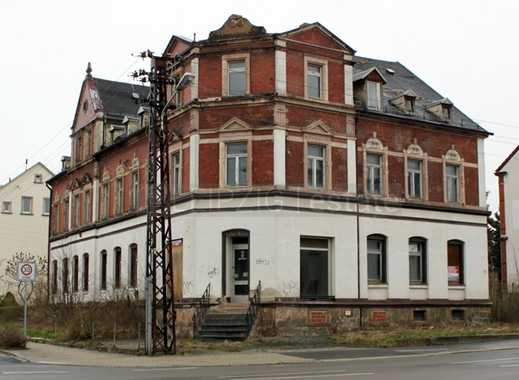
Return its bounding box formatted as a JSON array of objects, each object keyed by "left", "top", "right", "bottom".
[{"left": 448, "top": 266, "right": 460, "bottom": 283}]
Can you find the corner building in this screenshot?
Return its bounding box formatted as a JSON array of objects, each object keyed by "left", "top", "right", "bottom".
[{"left": 48, "top": 15, "right": 491, "bottom": 335}]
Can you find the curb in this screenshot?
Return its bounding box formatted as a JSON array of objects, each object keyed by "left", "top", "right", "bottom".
[
  {"left": 0, "top": 349, "right": 30, "bottom": 363},
  {"left": 429, "top": 334, "right": 519, "bottom": 345}
]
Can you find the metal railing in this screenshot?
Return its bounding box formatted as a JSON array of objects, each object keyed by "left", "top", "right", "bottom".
[
  {"left": 192, "top": 282, "right": 211, "bottom": 338},
  {"left": 246, "top": 281, "right": 261, "bottom": 333}
]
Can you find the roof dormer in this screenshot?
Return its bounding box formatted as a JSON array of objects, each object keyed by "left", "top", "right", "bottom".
[
  {"left": 353, "top": 67, "right": 387, "bottom": 111},
  {"left": 426, "top": 98, "right": 453, "bottom": 122},
  {"left": 390, "top": 89, "right": 417, "bottom": 115}
]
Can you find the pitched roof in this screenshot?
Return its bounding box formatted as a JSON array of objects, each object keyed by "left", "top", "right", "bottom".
[
  {"left": 94, "top": 78, "right": 149, "bottom": 118},
  {"left": 0, "top": 162, "right": 54, "bottom": 191},
  {"left": 496, "top": 145, "right": 519, "bottom": 174},
  {"left": 353, "top": 56, "right": 489, "bottom": 134}
]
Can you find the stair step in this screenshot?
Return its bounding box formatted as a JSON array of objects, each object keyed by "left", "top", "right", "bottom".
[{"left": 200, "top": 326, "right": 249, "bottom": 333}]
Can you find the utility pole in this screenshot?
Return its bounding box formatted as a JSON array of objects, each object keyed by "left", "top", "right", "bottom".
[{"left": 133, "top": 51, "right": 176, "bottom": 355}]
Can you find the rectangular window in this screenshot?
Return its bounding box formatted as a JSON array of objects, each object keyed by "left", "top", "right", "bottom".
[
  {"left": 228, "top": 60, "right": 246, "bottom": 96},
  {"left": 21, "top": 196, "right": 33, "bottom": 214},
  {"left": 2, "top": 201, "right": 12, "bottom": 214},
  {"left": 366, "top": 153, "right": 382, "bottom": 195},
  {"left": 114, "top": 247, "right": 122, "bottom": 289},
  {"left": 84, "top": 190, "right": 91, "bottom": 223},
  {"left": 52, "top": 260, "right": 58, "bottom": 295},
  {"left": 102, "top": 183, "right": 109, "bottom": 219},
  {"left": 307, "top": 63, "right": 322, "bottom": 99},
  {"left": 43, "top": 197, "right": 51, "bottom": 216},
  {"left": 446, "top": 164, "right": 459, "bottom": 203},
  {"left": 407, "top": 159, "right": 422, "bottom": 199},
  {"left": 115, "top": 177, "right": 123, "bottom": 215},
  {"left": 82, "top": 254, "right": 89, "bottom": 292},
  {"left": 63, "top": 198, "right": 69, "bottom": 231},
  {"left": 100, "top": 251, "right": 107, "bottom": 290},
  {"left": 131, "top": 171, "right": 139, "bottom": 210},
  {"left": 72, "top": 256, "right": 79, "bottom": 293},
  {"left": 300, "top": 237, "right": 329, "bottom": 299},
  {"left": 367, "top": 81, "right": 381, "bottom": 110},
  {"left": 34, "top": 174, "right": 43, "bottom": 184},
  {"left": 367, "top": 236, "right": 386, "bottom": 283},
  {"left": 73, "top": 194, "right": 80, "bottom": 227},
  {"left": 448, "top": 241, "right": 464, "bottom": 285},
  {"left": 307, "top": 144, "right": 325, "bottom": 188},
  {"left": 409, "top": 239, "right": 427, "bottom": 284},
  {"left": 226, "top": 142, "right": 248, "bottom": 186},
  {"left": 62, "top": 257, "right": 69, "bottom": 294},
  {"left": 129, "top": 244, "right": 138, "bottom": 288},
  {"left": 172, "top": 153, "right": 181, "bottom": 195}
]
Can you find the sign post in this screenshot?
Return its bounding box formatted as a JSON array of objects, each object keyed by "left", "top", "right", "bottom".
[{"left": 17, "top": 262, "right": 36, "bottom": 338}]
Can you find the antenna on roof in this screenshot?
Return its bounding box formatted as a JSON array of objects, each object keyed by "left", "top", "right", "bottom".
[
  {"left": 86, "top": 62, "right": 93, "bottom": 79},
  {"left": 193, "top": 33, "right": 196, "bottom": 42},
  {"left": 25, "top": 159, "right": 28, "bottom": 170}
]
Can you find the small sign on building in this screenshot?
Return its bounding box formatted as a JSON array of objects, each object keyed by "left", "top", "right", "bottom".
[
  {"left": 371, "top": 310, "right": 387, "bottom": 322},
  {"left": 309, "top": 310, "right": 329, "bottom": 326},
  {"left": 17, "top": 262, "right": 37, "bottom": 282}
]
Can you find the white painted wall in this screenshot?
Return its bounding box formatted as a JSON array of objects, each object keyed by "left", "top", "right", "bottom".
[
  {"left": 0, "top": 163, "right": 53, "bottom": 295},
  {"left": 502, "top": 153, "right": 519, "bottom": 285},
  {"left": 50, "top": 195, "right": 489, "bottom": 302}
]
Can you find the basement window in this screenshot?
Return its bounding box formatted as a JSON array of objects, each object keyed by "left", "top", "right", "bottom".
[
  {"left": 413, "top": 310, "right": 426, "bottom": 322},
  {"left": 451, "top": 309, "right": 465, "bottom": 321}
]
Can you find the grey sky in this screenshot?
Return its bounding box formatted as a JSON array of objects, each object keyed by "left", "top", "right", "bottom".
[{"left": 1, "top": 0, "right": 517, "bottom": 212}]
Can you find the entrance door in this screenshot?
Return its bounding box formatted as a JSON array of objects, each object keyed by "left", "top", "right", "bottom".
[
  {"left": 300, "top": 237, "right": 329, "bottom": 299},
  {"left": 232, "top": 243, "right": 249, "bottom": 297}
]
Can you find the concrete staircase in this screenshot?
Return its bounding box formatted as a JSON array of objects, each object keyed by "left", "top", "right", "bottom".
[{"left": 198, "top": 303, "right": 250, "bottom": 341}]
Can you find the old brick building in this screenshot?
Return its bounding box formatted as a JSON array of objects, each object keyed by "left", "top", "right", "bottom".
[{"left": 48, "top": 15, "right": 491, "bottom": 336}]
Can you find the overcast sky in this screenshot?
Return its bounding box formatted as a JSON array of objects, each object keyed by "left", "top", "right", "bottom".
[{"left": 1, "top": 0, "right": 518, "bottom": 212}]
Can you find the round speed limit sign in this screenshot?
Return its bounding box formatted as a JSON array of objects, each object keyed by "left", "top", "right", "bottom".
[{"left": 17, "top": 262, "right": 36, "bottom": 282}]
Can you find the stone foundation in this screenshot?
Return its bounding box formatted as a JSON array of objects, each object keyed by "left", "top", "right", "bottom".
[{"left": 249, "top": 302, "right": 492, "bottom": 338}]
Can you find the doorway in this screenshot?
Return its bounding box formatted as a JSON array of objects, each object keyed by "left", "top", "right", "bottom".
[
  {"left": 300, "top": 237, "right": 330, "bottom": 299},
  {"left": 222, "top": 230, "right": 250, "bottom": 302}
]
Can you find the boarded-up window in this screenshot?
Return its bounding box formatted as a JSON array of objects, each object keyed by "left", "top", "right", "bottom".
[{"left": 172, "top": 241, "right": 183, "bottom": 301}]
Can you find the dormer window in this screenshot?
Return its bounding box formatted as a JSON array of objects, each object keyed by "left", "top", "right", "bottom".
[
  {"left": 405, "top": 96, "right": 415, "bottom": 114},
  {"left": 367, "top": 81, "right": 381, "bottom": 110},
  {"left": 442, "top": 104, "right": 451, "bottom": 121},
  {"left": 425, "top": 98, "right": 453, "bottom": 122},
  {"left": 34, "top": 174, "right": 43, "bottom": 184}
]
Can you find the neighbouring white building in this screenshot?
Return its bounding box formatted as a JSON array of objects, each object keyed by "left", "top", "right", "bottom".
[
  {"left": 0, "top": 162, "right": 53, "bottom": 296},
  {"left": 496, "top": 145, "right": 519, "bottom": 287}
]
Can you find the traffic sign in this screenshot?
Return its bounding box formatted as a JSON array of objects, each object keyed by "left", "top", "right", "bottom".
[{"left": 17, "top": 262, "right": 36, "bottom": 282}]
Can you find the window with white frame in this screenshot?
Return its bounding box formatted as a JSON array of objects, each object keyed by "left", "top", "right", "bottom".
[
  {"left": 367, "top": 234, "right": 386, "bottom": 283},
  {"left": 131, "top": 171, "right": 139, "bottom": 210},
  {"left": 407, "top": 159, "right": 422, "bottom": 199},
  {"left": 367, "top": 81, "right": 381, "bottom": 110},
  {"left": 307, "top": 63, "right": 322, "bottom": 99},
  {"left": 226, "top": 142, "right": 248, "bottom": 186},
  {"left": 171, "top": 152, "right": 181, "bottom": 195},
  {"left": 43, "top": 197, "right": 51, "bottom": 216},
  {"left": 2, "top": 201, "right": 12, "bottom": 214},
  {"left": 115, "top": 177, "right": 123, "bottom": 215},
  {"left": 307, "top": 144, "right": 325, "bottom": 188},
  {"left": 21, "top": 196, "right": 33, "bottom": 214},
  {"left": 446, "top": 164, "right": 459, "bottom": 203},
  {"left": 366, "top": 153, "right": 382, "bottom": 195},
  {"left": 228, "top": 60, "right": 246, "bottom": 96},
  {"left": 409, "top": 238, "right": 427, "bottom": 284}
]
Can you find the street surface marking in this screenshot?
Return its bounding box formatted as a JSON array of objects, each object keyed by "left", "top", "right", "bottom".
[
  {"left": 229, "top": 373, "right": 375, "bottom": 380},
  {"left": 220, "top": 369, "right": 369, "bottom": 379},
  {"left": 500, "top": 364, "right": 519, "bottom": 368},
  {"left": 452, "top": 356, "right": 519, "bottom": 364},
  {"left": 132, "top": 367, "right": 196, "bottom": 372},
  {"left": 2, "top": 370, "right": 69, "bottom": 375}
]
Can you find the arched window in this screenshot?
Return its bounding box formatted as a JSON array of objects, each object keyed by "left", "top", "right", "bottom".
[
  {"left": 448, "top": 240, "right": 464, "bottom": 285},
  {"left": 114, "top": 247, "right": 122, "bottom": 289},
  {"left": 409, "top": 237, "right": 427, "bottom": 284},
  {"left": 129, "top": 244, "right": 138, "bottom": 288},
  {"left": 367, "top": 234, "right": 387, "bottom": 283},
  {"left": 72, "top": 255, "right": 79, "bottom": 292},
  {"left": 100, "top": 250, "right": 107, "bottom": 290},
  {"left": 51, "top": 260, "right": 58, "bottom": 295},
  {"left": 82, "top": 253, "right": 89, "bottom": 292},
  {"left": 62, "top": 257, "right": 69, "bottom": 294}
]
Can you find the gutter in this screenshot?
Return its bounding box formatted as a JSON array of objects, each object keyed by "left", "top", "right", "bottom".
[{"left": 45, "top": 181, "right": 53, "bottom": 302}]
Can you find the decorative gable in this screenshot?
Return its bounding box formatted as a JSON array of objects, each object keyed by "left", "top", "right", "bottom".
[
  {"left": 219, "top": 117, "right": 251, "bottom": 132},
  {"left": 303, "top": 120, "right": 331, "bottom": 136},
  {"left": 282, "top": 23, "right": 355, "bottom": 54},
  {"left": 209, "top": 14, "right": 266, "bottom": 40}
]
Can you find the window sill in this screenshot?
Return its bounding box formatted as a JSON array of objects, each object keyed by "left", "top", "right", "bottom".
[
  {"left": 1, "top": 211, "right": 12, "bottom": 215},
  {"left": 42, "top": 213, "right": 50, "bottom": 216},
  {"left": 448, "top": 285, "right": 466, "bottom": 289},
  {"left": 20, "top": 212, "right": 33, "bottom": 216},
  {"left": 410, "top": 284, "right": 428, "bottom": 289},
  {"left": 368, "top": 283, "right": 388, "bottom": 289}
]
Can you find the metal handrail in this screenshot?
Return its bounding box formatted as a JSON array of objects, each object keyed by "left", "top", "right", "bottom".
[
  {"left": 192, "top": 282, "right": 211, "bottom": 338},
  {"left": 246, "top": 281, "right": 261, "bottom": 333}
]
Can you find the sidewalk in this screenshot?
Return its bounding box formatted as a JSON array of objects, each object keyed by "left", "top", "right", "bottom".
[{"left": 3, "top": 341, "right": 310, "bottom": 367}]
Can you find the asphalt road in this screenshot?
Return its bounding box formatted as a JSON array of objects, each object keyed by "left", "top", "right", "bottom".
[{"left": 2, "top": 343, "right": 519, "bottom": 379}]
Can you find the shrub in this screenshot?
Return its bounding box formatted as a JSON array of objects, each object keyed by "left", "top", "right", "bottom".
[{"left": 0, "top": 329, "right": 26, "bottom": 349}]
